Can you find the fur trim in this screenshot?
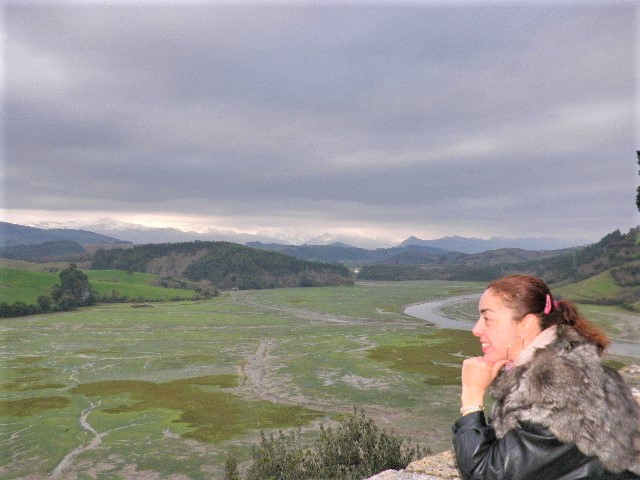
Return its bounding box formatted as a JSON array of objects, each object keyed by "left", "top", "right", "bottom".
[{"left": 489, "top": 325, "right": 640, "bottom": 474}]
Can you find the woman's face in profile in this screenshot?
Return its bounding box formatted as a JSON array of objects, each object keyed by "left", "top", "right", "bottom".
[{"left": 472, "top": 289, "right": 523, "bottom": 364}]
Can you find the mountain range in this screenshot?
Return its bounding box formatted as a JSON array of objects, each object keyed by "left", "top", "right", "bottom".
[
  {"left": 2, "top": 219, "right": 579, "bottom": 253},
  {"left": 0, "top": 221, "right": 130, "bottom": 247},
  {"left": 0, "top": 219, "right": 566, "bottom": 271},
  {"left": 400, "top": 235, "right": 577, "bottom": 254}
]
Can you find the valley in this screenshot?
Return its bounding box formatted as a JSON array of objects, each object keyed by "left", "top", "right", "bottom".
[{"left": 1, "top": 281, "right": 637, "bottom": 479}]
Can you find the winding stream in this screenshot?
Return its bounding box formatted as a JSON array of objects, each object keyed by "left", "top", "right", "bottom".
[
  {"left": 49, "top": 402, "right": 104, "bottom": 480},
  {"left": 404, "top": 294, "right": 639, "bottom": 359}
]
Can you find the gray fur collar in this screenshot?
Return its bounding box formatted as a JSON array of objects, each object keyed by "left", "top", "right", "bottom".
[{"left": 488, "top": 325, "right": 640, "bottom": 474}]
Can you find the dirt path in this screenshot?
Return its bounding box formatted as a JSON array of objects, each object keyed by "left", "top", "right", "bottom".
[
  {"left": 238, "top": 338, "right": 325, "bottom": 409},
  {"left": 234, "top": 292, "right": 419, "bottom": 416},
  {"left": 236, "top": 337, "right": 444, "bottom": 445},
  {"left": 228, "top": 291, "right": 468, "bottom": 447}
]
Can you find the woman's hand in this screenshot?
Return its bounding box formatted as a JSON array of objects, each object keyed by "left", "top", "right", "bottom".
[{"left": 460, "top": 356, "right": 509, "bottom": 407}]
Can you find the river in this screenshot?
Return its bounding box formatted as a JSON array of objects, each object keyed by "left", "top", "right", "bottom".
[{"left": 404, "top": 294, "right": 639, "bottom": 359}]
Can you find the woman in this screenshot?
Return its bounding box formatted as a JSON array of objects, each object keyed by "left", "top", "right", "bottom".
[{"left": 453, "top": 274, "right": 640, "bottom": 480}]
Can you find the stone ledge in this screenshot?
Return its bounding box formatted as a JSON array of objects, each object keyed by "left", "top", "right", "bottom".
[
  {"left": 366, "top": 450, "right": 460, "bottom": 480},
  {"left": 367, "top": 472, "right": 446, "bottom": 480},
  {"left": 406, "top": 449, "right": 460, "bottom": 479}
]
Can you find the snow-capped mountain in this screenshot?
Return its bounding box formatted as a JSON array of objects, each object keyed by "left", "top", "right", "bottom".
[
  {"left": 304, "top": 233, "right": 397, "bottom": 249},
  {"left": 25, "top": 218, "right": 394, "bottom": 249},
  {"left": 19, "top": 218, "right": 581, "bottom": 252}
]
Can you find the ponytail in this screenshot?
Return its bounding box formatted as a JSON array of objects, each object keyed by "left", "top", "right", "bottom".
[{"left": 543, "top": 300, "right": 610, "bottom": 355}]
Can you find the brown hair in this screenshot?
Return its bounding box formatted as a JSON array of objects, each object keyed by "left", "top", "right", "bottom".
[{"left": 487, "top": 274, "right": 609, "bottom": 354}]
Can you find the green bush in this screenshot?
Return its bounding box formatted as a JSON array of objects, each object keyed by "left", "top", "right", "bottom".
[
  {"left": 229, "top": 407, "right": 429, "bottom": 480},
  {"left": 311, "top": 408, "right": 428, "bottom": 479},
  {"left": 224, "top": 456, "right": 241, "bottom": 480},
  {"left": 246, "top": 429, "right": 312, "bottom": 480}
]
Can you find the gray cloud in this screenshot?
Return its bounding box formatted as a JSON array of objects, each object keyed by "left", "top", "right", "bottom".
[{"left": 3, "top": 2, "right": 638, "bottom": 245}]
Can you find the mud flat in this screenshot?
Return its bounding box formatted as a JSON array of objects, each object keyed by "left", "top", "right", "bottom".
[{"left": 1, "top": 281, "right": 485, "bottom": 479}]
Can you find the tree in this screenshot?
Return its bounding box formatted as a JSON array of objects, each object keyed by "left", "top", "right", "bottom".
[
  {"left": 636, "top": 151, "right": 640, "bottom": 213},
  {"left": 51, "top": 264, "right": 96, "bottom": 309}
]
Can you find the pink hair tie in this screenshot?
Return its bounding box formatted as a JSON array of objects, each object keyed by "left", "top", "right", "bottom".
[{"left": 543, "top": 294, "right": 553, "bottom": 315}]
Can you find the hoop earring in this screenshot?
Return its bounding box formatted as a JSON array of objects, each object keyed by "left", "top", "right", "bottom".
[{"left": 506, "top": 335, "right": 525, "bottom": 362}]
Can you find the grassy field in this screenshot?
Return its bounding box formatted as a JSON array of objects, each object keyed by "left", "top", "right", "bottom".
[
  {"left": 1, "top": 280, "right": 637, "bottom": 479},
  {"left": 0, "top": 268, "right": 60, "bottom": 303},
  {"left": 86, "top": 270, "right": 198, "bottom": 301},
  {"left": 0, "top": 266, "right": 197, "bottom": 304},
  {"left": 0, "top": 281, "right": 489, "bottom": 479}
]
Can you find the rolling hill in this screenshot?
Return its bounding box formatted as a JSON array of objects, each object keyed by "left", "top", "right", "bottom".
[
  {"left": 246, "top": 241, "right": 453, "bottom": 264},
  {"left": 91, "top": 241, "right": 353, "bottom": 290}
]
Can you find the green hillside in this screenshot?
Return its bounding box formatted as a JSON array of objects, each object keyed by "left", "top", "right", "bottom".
[
  {"left": 555, "top": 270, "right": 623, "bottom": 302},
  {"left": 87, "top": 270, "right": 204, "bottom": 302},
  {"left": 91, "top": 241, "right": 353, "bottom": 289},
  {"left": 0, "top": 267, "right": 198, "bottom": 305},
  {"left": 554, "top": 265, "right": 640, "bottom": 310},
  {"left": 0, "top": 241, "right": 353, "bottom": 317},
  {"left": 0, "top": 268, "right": 59, "bottom": 304}
]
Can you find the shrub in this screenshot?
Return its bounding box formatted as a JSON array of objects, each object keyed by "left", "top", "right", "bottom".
[
  {"left": 311, "top": 408, "right": 429, "bottom": 479},
  {"left": 246, "top": 429, "right": 313, "bottom": 480},
  {"left": 37, "top": 295, "right": 52, "bottom": 312},
  {"left": 238, "top": 407, "right": 429, "bottom": 480},
  {"left": 0, "top": 301, "right": 38, "bottom": 317},
  {"left": 224, "top": 456, "right": 241, "bottom": 480}
]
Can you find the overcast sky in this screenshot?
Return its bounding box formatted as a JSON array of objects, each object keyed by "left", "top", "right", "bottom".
[{"left": 3, "top": 1, "right": 639, "bottom": 247}]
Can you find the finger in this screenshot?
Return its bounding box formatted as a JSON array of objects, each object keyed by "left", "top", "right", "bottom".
[
  {"left": 462, "top": 356, "right": 483, "bottom": 368},
  {"left": 491, "top": 359, "right": 510, "bottom": 377}
]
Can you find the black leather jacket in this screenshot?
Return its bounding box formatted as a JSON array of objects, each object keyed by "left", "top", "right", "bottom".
[{"left": 452, "top": 412, "right": 640, "bottom": 480}]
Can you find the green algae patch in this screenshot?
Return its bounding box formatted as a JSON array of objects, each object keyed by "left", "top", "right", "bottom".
[
  {"left": 1, "top": 373, "right": 66, "bottom": 392},
  {"left": 285, "top": 297, "right": 308, "bottom": 304},
  {"left": 15, "top": 366, "right": 55, "bottom": 376},
  {"left": 0, "top": 395, "right": 71, "bottom": 416},
  {"left": 71, "top": 374, "right": 321, "bottom": 443},
  {"left": 153, "top": 353, "right": 218, "bottom": 369},
  {"left": 2, "top": 381, "right": 67, "bottom": 391},
  {"left": 183, "top": 354, "right": 218, "bottom": 363},
  {"left": 368, "top": 329, "right": 479, "bottom": 385},
  {"left": 8, "top": 356, "right": 46, "bottom": 366}
]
